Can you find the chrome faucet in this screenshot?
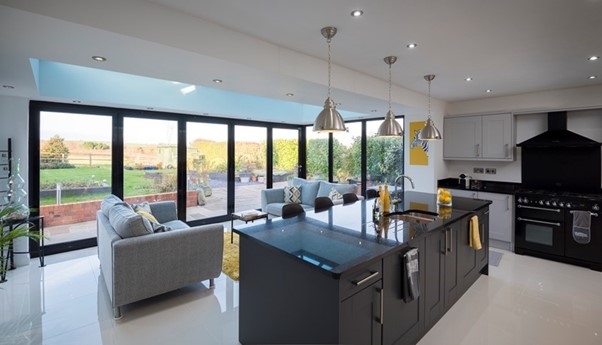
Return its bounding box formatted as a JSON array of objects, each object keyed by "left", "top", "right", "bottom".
[{"left": 393, "top": 174, "right": 415, "bottom": 203}]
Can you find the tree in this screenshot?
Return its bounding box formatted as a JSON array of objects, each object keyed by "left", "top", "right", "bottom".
[
  {"left": 42, "top": 135, "right": 69, "bottom": 163},
  {"left": 306, "top": 138, "right": 329, "bottom": 178}
]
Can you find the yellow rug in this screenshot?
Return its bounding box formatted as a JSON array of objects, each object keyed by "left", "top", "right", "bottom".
[{"left": 222, "top": 232, "right": 240, "bottom": 281}]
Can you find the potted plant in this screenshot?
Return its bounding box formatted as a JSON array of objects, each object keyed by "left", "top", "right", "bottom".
[{"left": 1, "top": 205, "right": 42, "bottom": 283}]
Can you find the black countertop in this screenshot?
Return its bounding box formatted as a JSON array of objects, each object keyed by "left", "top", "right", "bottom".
[
  {"left": 234, "top": 191, "right": 491, "bottom": 278},
  {"left": 438, "top": 178, "right": 521, "bottom": 194}
]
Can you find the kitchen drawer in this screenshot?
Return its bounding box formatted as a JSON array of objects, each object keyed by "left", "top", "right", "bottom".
[{"left": 340, "top": 260, "right": 383, "bottom": 300}]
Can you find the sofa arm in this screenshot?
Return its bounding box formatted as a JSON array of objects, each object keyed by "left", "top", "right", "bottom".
[
  {"left": 261, "top": 188, "right": 285, "bottom": 211},
  {"left": 111, "top": 224, "right": 224, "bottom": 308},
  {"left": 149, "top": 201, "right": 177, "bottom": 223}
]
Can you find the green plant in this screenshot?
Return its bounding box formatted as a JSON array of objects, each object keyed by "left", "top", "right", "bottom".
[{"left": 1, "top": 205, "right": 43, "bottom": 283}]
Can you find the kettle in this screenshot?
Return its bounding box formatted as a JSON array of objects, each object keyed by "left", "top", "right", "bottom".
[{"left": 459, "top": 173, "right": 471, "bottom": 188}]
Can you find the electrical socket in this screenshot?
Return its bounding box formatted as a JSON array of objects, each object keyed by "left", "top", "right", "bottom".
[
  {"left": 485, "top": 168, "right": 497, "bottom": 174},
  {"left": 473, "top": 167, "right": 484, "bottom": 174}
]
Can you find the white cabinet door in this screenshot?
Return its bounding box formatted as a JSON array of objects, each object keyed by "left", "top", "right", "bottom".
[
  {"left": 449, "top": 189, "right": 477, "bottom": 199},
  {"left": 443, "top": 116, "right": 482, "bottom": 159},
  {"left": 482, "top": 113, "right": 513, "bottom": 160},
  {"left": 474, "top": 191, "right": 513, "bottom": 243}
]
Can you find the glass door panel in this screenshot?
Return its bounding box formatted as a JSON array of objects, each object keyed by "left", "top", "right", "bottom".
[
  {"left": 234, "top": 125, "right": 267, "bottom": 212},
  {"left": 272, "top": 128, "right": 299, "bottom": 189},
  {"left": 186, "top": 122, "right": 229, "bottom": 221},
  {"left": 123, "top": 117, "right": 178, "bottom": 204},
  {"left": 306, "top": 125, "right": 329, "bottom": 181},
  {"left": 39, "top": 111, "right": 112, "bottom": 245},
  {"left": 366, "top": 119, "right": 404, "bottom": 194},
  {"left": 332, "top": 122, "right": 361, "bottom": 189}
]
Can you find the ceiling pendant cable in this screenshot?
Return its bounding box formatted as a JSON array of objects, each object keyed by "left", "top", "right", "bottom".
[
  {"left": 377, "top": 56, "right": 403, "bottom": 137},
  {"left": 313, "top": 26, "right": 346, "bottom": 133},
  {"left": 418, "top": 74, "right": 442, "bottom": 140}
]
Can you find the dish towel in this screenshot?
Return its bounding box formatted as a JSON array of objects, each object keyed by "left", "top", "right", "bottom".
[
  {"left": 469, "top": 215, "right": 482, "bottom": 250},
  {"left": 402, "top": 248, "right": 420, "bottom": 303},
  {"left": 571, "top": 210, "right": 591, "bottom": 244}
]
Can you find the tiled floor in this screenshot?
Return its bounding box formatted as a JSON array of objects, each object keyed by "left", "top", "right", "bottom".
[{"left": 1, "top": 247, "right": 601, "bottom": 345}]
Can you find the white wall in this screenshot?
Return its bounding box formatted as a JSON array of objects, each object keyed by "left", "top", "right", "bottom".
[{"left": 0, "top": 95, "right": 29, "bottom": 193}]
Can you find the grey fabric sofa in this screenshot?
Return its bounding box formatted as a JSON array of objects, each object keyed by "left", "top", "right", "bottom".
[
  {"left": 97, "top": 195, "right": 223, "bottom": 318},
  {"left": 261, "top": 177, "right": 361, "bottom": 217}
]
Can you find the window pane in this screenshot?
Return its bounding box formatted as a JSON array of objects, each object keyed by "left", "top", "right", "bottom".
[
  {"left": 306, "top": 126, "right": 329, "bottom": 181},
  {"left": 39, "top": 112, "right": 112, "bottom": 245},
  {"left": 332, "top": 122, "right": 361, "bottom": 185},
  {"left": 235, "top": 125, "right": 266, "bottom": 212},
  {"left": 186, "top": 122, "right": 228, "bottom": 221},
  {"left": 273, "top": 128, "right": 299, "bottom": 189},
  {"left": 366, "top": 119, "right": 404, "bottom": 194},
  {"left": 123, "top": 118, "right": 178, "bottom": 204}
]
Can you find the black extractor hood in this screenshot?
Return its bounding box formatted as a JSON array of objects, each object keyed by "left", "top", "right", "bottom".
[{"left": 517, "top": 111, "right": 601, "bottom": 148}]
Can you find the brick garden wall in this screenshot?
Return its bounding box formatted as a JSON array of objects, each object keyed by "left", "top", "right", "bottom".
[{"left": 40, "top": 191, "right": 199, "bottom": 227}]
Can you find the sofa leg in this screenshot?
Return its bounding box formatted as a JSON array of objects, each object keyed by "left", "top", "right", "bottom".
[
  {"left": 209, "top": 278, "right": 215, "bottom": 289},
  {"left": 113, "top": 307, "right": 122, "bottom": 319}
]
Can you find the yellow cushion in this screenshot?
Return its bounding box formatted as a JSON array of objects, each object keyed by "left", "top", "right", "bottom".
[{"left": 136, "top": 209, "right": 158, "bottom": 223}]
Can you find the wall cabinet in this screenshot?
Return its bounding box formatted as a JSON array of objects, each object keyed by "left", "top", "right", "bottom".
[
  {"left": 450, "top": 189, "right": 513, "bottom": 249},
  {"left": 444, "top": 113, "right": 514, "bottom": 161}
]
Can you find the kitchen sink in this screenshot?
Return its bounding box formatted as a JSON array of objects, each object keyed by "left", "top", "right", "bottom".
[{"left": 385, "top": 210, "right": 439, "bottom": 224}]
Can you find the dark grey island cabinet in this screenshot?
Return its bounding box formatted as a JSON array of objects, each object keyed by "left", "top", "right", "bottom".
[{"left": 235, "top": 192, "right": 491, "bottom": 345}]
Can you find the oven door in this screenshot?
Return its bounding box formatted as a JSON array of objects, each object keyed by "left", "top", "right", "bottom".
[{"left": 515, "top": 205, "right": 565, "bottom": 256}]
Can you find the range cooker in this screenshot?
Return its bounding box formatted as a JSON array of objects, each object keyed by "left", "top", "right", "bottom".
[{"left": 515, "top": 189, "right": 601, "bottom": 271}]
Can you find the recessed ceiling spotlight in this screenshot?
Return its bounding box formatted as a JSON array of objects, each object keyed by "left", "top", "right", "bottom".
[
  {"left": 2, "top": 85, "right": 15, "bottom": 89},
  {"left": 370, "top": 109, "right": 378, "bottom": 113},
  {"left": 147, "top": 107, "right": 154, "bottom": 110},
  {"left": 202, "top": 112, "right": 209, "bottom": 115},
  {"left": 589, "top": 75, "right": 597, "bottom": 79},
  {"left": 485, "top": 89, "right": 492, "bottom": 93},
  {"left": 285, "top": 93, "right": 294, "bottom": 97},
  {"left": 73, "top": 100, "right": 81, "bottom": 103},
  {"left": 588, "top": 56, "right": 599, "bottom": 61},
  {"left": 406, "top": 43, "right": 418, "bottom": 49},
  {"left": 351, "top": 10, "right": 364, "bottom": 17},
  {"left": 212, "top": 79, "right": 223, "bottom": 83},
  {"left": 92, "top": 56, "right": 107, "bottom": 62},
  {"left": 465, "top": 77, "right": 473, "bottom": 82}
]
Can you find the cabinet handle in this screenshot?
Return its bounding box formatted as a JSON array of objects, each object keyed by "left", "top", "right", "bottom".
[
  {"left": 505, "top": 143, "right": 510, "bottom": 158},
  {"left": 353, "top": 271, "right": 379, "bottom": 286},
  {"left": 475, "top": 144, "right": 480, "bottom": 157},
  {"left": 506, "top": 196, "right": 510, "bottom": 211},
  {"left": 444, "top": 229, "right": 449, "bottom": 255},
  {"left": 449, "top": 228, "right": 453, "bottom": 253},
  {"left": 376, "top": 287, "right": 384, "bottom": 325},
  {"left": 480, "top": 223, "right": 484, "bottom": 241}
]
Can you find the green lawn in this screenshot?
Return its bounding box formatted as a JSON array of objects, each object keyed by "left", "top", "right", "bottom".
[{"left": 40, "top": 167, "right": 176, "bottom": 205}]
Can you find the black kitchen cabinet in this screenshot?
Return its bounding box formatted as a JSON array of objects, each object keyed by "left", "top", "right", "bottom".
[
  {"left": 340, "top": 280, "right": 383, "bottom": 345},
  {"left": 423, "top": 228, "right": 445, "bottom": 328},
  {"left": 476, "top": 209, "right": 489, "bottom": 273},
  {"left": 382, "top": 237, "right": 426, "bottom": 345},
  {"left": 444, "top": 221, "right": 461, "bottom": 309}
]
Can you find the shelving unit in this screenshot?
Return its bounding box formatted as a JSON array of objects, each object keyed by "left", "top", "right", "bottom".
[{"left": 0, "top": 138, "right": 11, "bottom": 206}]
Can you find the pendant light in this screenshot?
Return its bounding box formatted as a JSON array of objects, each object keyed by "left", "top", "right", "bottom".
[
  {"left": 377, "top": 56, "right": 403, "bottom": 137},
  {"left": 418, "top": 74, "right": 442, "bottom": 140},
  {"left": 313, "top": 26, "right": 346, "bottom": 133}
]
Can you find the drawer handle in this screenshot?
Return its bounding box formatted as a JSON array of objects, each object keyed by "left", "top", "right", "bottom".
[{"left": 353, "top": 271, "right": 379, "bottom": 286}]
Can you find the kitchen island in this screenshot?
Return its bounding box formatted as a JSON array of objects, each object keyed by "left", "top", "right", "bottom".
[{"left": 234, "top": 191, "right": 491, "bottom": 345}]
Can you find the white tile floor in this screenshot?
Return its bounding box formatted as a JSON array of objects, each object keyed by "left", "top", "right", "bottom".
[{"left": 1, "top": 247, "right": 601, "bottom": 345}]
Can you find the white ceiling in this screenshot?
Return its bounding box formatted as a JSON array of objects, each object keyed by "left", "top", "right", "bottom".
[{"left": 1, "top": 0, "right": 601, "bottom": 121}]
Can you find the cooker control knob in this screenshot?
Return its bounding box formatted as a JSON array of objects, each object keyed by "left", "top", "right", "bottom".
[
  {"left": 566, "top": 203, "right": 572, "bottom": 208},
  {"left": 539, "top": 200, "right": 544, "bottom": 206},
  {"left": 559, "top": 202, "right": 565, "bottom": 208},
  {"left": 593, "top": 204, "right": 600, "bottom": 212},
  {"left": 517, "top": 197, "right": 523, "bottom": 203},
  {"left": 523, "top": 198, "right": 529, "bottom": 204},
  {"left": 545, "top": 201, "right": 551, "bottom": 206},
  {"left": 551, "top": 201, "right": 557, "bottom": 207}
]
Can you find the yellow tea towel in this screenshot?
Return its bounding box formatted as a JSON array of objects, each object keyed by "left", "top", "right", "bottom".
[{"left": 469, "top": 215, "right": 482, "bottom": 250}]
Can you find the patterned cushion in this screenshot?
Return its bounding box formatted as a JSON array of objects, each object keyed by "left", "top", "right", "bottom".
[
  {"left": 135, "top": 209, "right": 158, "bottom": 223},
  {"left": 131, "top": 201, "right": 153, "bottom": 214},
  {"left": 284, "top": 185, "right": 302, "bottom": 204},
  {"left": 329, "top": 187, "right": 343, "bottom": 200}
]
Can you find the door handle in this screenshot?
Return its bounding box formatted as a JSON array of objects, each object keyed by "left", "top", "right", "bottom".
[
  {"left": 517, "top": 217, "right": 560, "bottom": 227},
  {"left": 353, "top": 271, "right": 379, "bottom": 286},
  {"left": 517, "top": 205, "right": 560, "bottom": 213}
]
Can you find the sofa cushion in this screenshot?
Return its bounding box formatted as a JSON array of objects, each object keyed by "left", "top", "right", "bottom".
[
  {"left": 101, "top": 194, "right": 126, "bottom": 217},
  {"left": 266, "top": 202, "right": 313, "bottom": 217},
  {"left": 283, "top": 185, "right": 301, "bottom": 204},
  {"left": 135, "top": 209, "right": 158, "bottom": 223},
  {"left": 291, "top": 177, "right": 320, "bottom": 206},
  {"left": 317, "top": 181, "right": 357, "bottom": 198},
  {"left": 108, "top": 204, "right": 153, "bottom": 238},
  {"left": 131, "top": 201, "right": 153, "bottom": 214}
]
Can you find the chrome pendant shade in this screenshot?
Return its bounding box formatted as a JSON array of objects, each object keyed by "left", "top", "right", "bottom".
[
  {"left": 377, "top": 56, "right": 403, "bottom": 137},
  {"left": 313, "top": 26, "right": 346, "bottom": 133},
  {"left": 418, "top": 74, "right": 442, "bottom": 140}
]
